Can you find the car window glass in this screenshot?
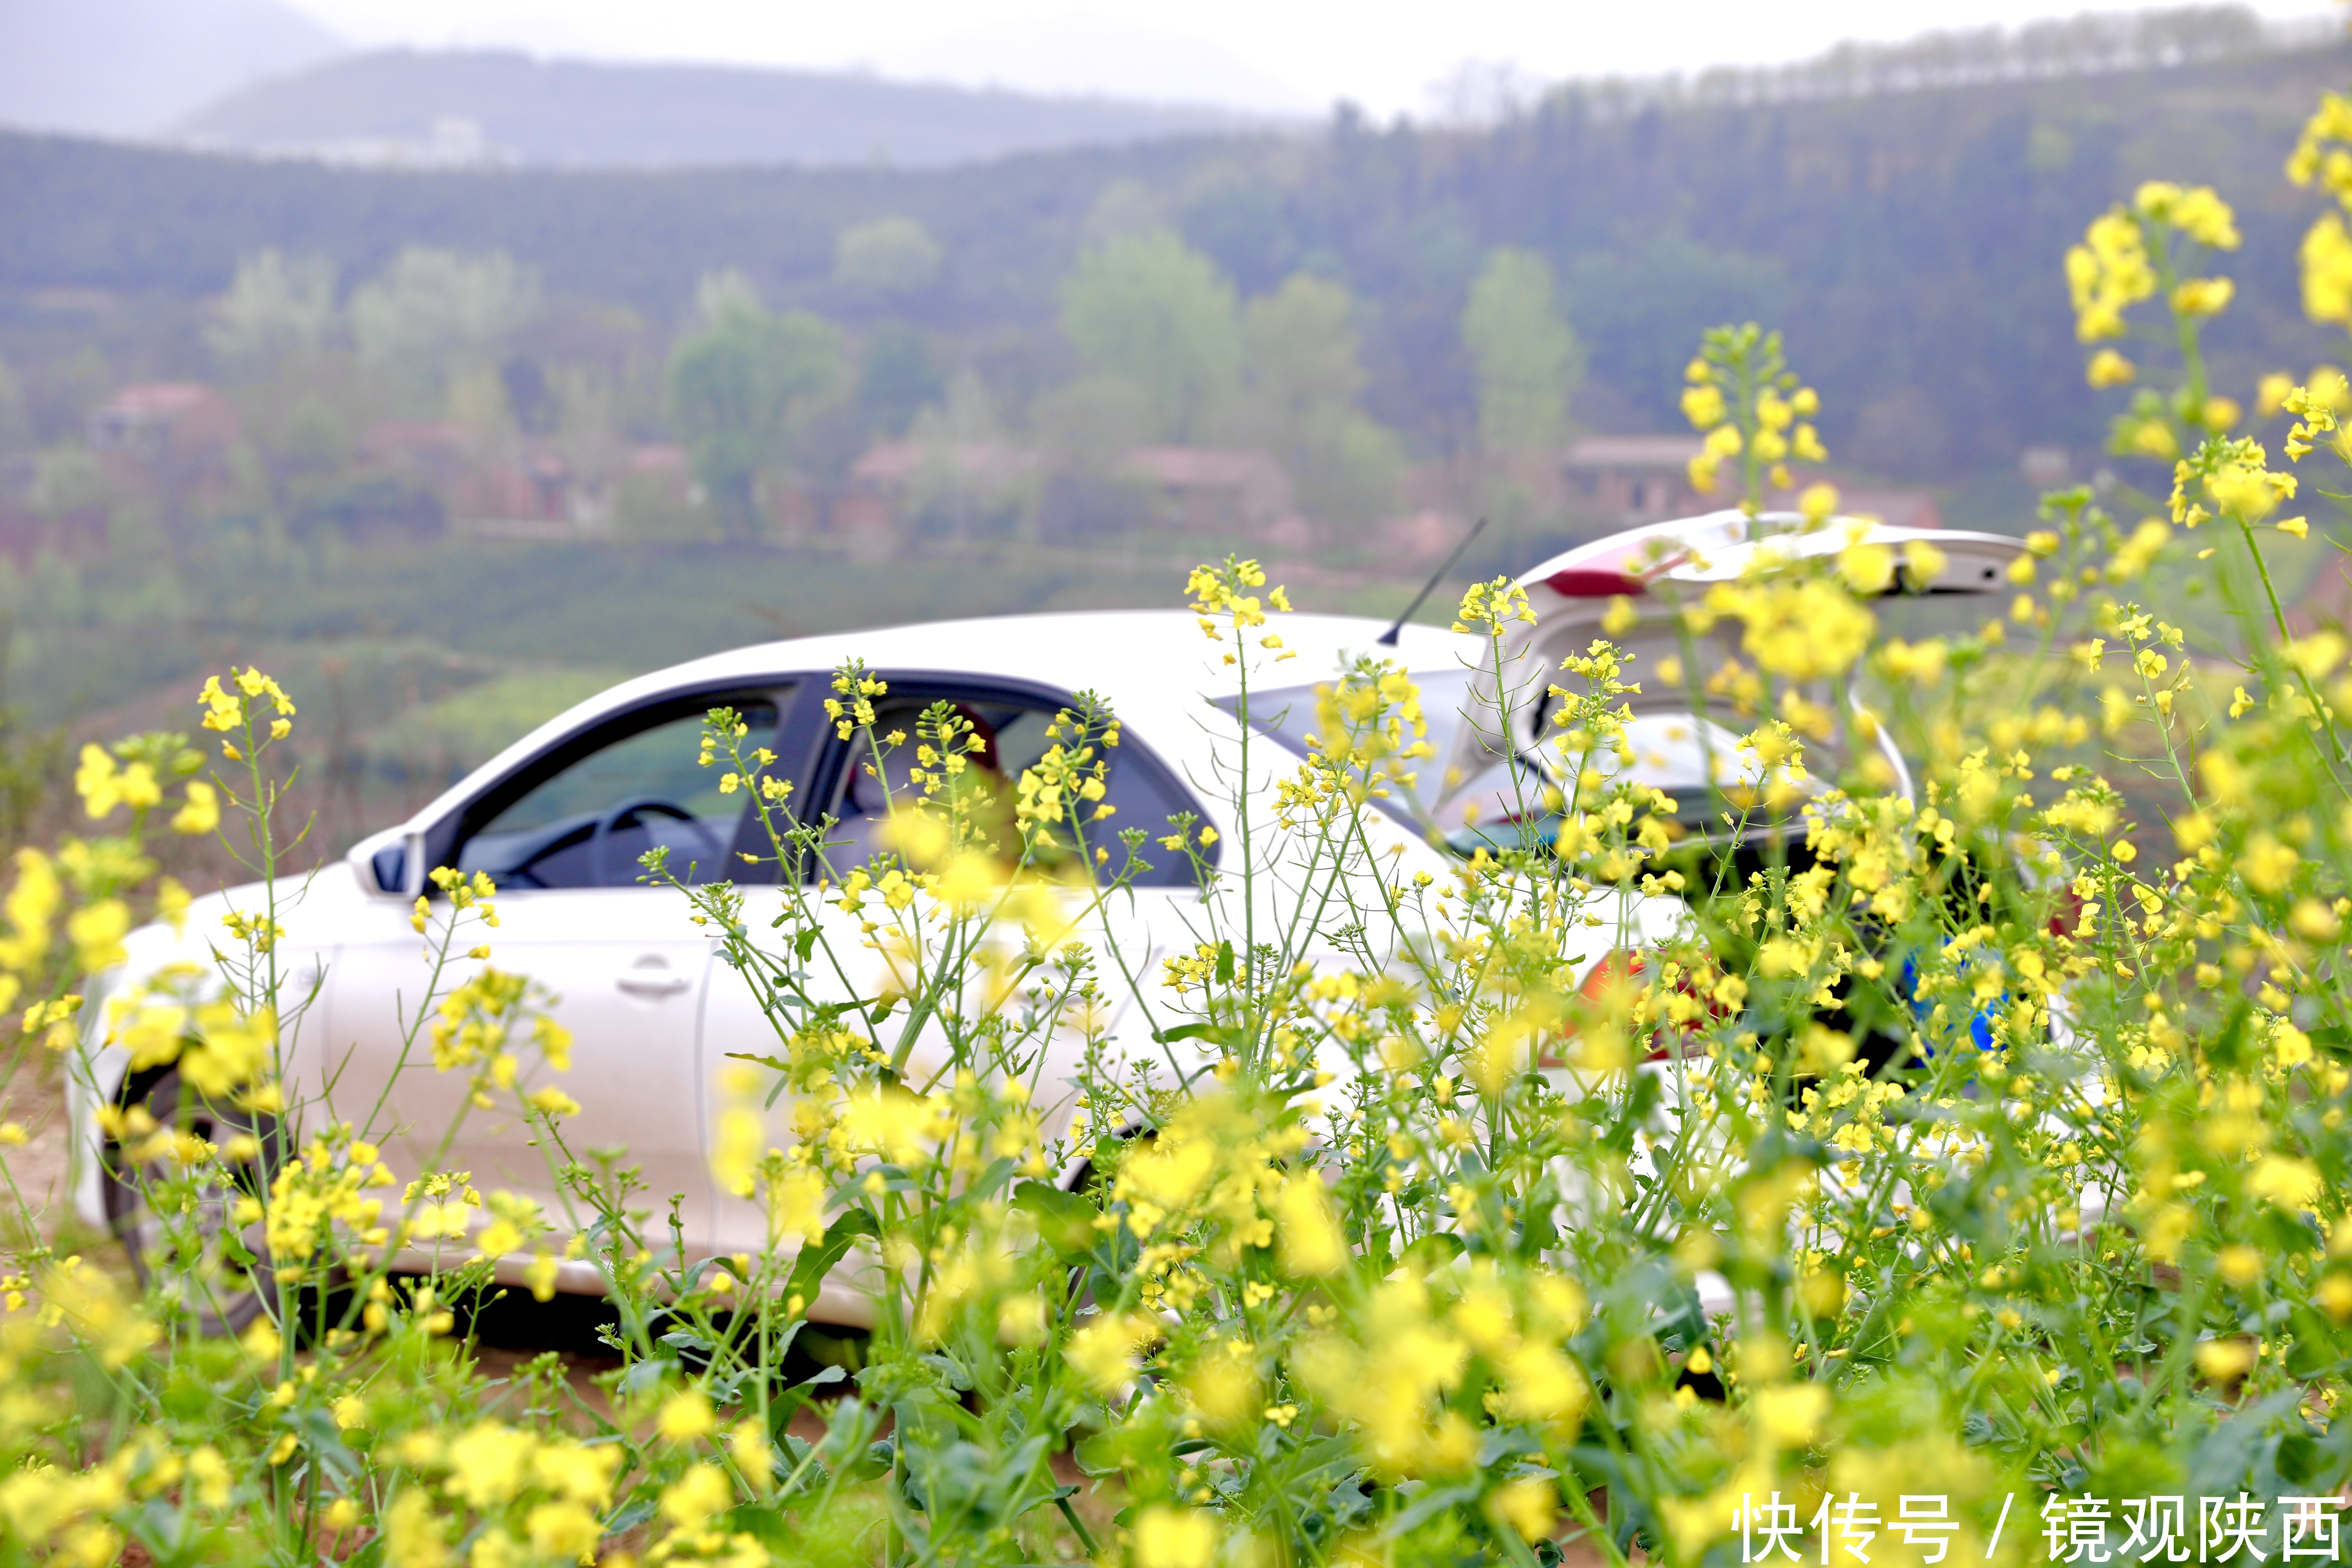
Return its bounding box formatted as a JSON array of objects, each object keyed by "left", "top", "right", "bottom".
[
  {"left": 826, "top": 690, "right": 1206, "bottom": 888},
  {"left": 1228, "top": 673, "right": 1803, "bottom": 854},
  {"left": 1223, "top": 677, "right": 1465, "bottom": 831},
  {"left": 458, "top": 699, "right": 779, "bottom": 890}
]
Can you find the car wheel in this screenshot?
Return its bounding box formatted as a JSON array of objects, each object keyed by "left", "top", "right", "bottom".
[{"left": 101, "top": 1066, "right": 280, "bottom": 1337}]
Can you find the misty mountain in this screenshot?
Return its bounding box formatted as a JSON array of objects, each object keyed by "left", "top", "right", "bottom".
[
  {"left": 871, "top": 14, "right": 1316, "bottom": 117},
  {"left": 172, "top": 48, "right": 1281, "bottom": 170},
  {"left": 0, "top": 0, "right": 344, "bottom": 139}
]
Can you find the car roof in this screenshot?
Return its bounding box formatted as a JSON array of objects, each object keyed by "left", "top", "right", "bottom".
[
  {"left": 620, "top": 608, "right": 1478, "bottom": 699},
  {"left": 401, "top": 609, "right": 1484, "bottom": 831}
]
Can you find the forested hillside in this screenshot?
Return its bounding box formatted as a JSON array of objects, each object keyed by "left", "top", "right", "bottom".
[
  {"left": 4, "top": 25, "right": 2346, "bottom": 475},
  {"left": 173, "top": 48, "right": 1266, "bottom": 171}
]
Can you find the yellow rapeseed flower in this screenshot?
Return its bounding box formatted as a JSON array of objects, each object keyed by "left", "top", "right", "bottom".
[
  {"left": 1274, "top": 1175, "right": 1346, "bottom": 1277},
  {"left": 2087, "top": 348, "right": 2136, "bottom": 387},
  {"left": 657, "top": 1389, "right": 714, "bottom": 1442},
  {"left": 169, "top": 782, "right": 219, "bottom": 836},
  {"left": 1494, "top": 1477, "right": 1559, "bottom": 1542},
  {"left": 658, "top": 1463, "right": 732, "bottom": 1528},
  {"left": 2067, "top": 209, "right": 2155, "bottom": 340},
  {"left": 383, "top": 1492, "right": 449, "bottom": 1568},
  {"left": 442, "top": 1424, "right": 535, "bottom": 1509},
  {"left": 1134, "top": 1507, "right": 1220, "bottom": 1568},
  {"left": 525, "top": 1502, "right": 600, "bottom": 1562},
  {"left": 2136, "top": 181, "right": 2241, "bottom": 248},
  {"left": 1751, "top": 1382, "right": 1828, "bottom": 1448},
  {"left": 65, "top": 901, "right": 130, "bottom": 972},
  {"left": 1067, "top": 1312, "right": 1154, "bottom": 1394},
  {"left": 2172, "top": 277, "right": 2235, "bottom": 317},
  {"left": 2303, "top": 215, "right": 2352, "bottom": 327}
]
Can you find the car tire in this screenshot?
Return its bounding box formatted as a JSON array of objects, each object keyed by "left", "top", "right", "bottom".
[{"left": 101, "top": 1066, "right": 280, "bottom": 1337}]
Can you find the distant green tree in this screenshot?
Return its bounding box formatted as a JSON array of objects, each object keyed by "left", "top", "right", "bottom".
[
  {"left": 209, "top": 250, "right": 339, "bottom": 370},
  {"left": 906, "top": 371, "right": 1028, "bottom": 538},
  {"left": 834, "top": 217, "right": 943, "bottom": 297},
  {"left": 694, "top": 268, "right": 765, "bottom": 325},
  {"left": 1461, "top": 248, "right": 1585, "bottom": 456},
  {"left": 1060, "top": 231, "right": 1242, "bottom": 442},
  {"left": 911, "top": 370, "right": 1001, "bottom": 443},
  {"left": 0, "top": 354, "right": 31, "bottom": 456},
  {"left": 30, "top": 443, "right": 106, "bottom": 517},
  {"left": 1178, "top": 177, "right": 1295, "bottom": 293},
  {"left": 1027, "top": 373, "right": 1157, "bottom": 538},
  {"left": 275, "top": 398, "right": 351, "bottom": 478},
  {"left": 858, "top": 323, "right": 945, "bottom": 439},
  {"left": 1289, "top": 408, "right": 1406, "bottom": 528},
  {"left": 1030, "top": 374, "right": 1155, "bottom": 472},
  {"left": 444, "top": 364, "right": 516, "bottom": 436},
  {"left": 0, "top": 590, "right": 68, "bottom": 855},
  {"left": 1244, "top": 274, "right": 1367, "bottom": 420},
  {"left": 351, "top": 248, "right": 541, "bottom": 403},
  {"left": 1082, "top": 180, "right": 1162, "bottom": 250},
  {"left": 1563, "top": 240, "right": 1791, "bottom": 434},
  {"left": 500, "top": 356, "right": 558, "bottom": 435},
  {"left": 666, "top": 304, "right": 845, "bottom": 541},
  {"left": 1237, "top": 273, "right": 1403, "bottom": 525}
]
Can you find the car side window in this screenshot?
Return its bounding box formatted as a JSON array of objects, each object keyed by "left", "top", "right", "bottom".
[
  {"left": 452, "top": 695, "right": 782, "bottom": 890},
  {"left": 821, "top": 685, "right": 1209, "bottom": 888}
]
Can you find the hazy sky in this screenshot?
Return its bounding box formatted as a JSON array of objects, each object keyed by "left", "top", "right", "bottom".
[{"left": 282, "top": 0, "right": 2342, "bottom": 117}]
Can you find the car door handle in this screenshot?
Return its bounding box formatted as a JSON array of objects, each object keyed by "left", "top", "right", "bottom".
[{"left": 616, "top": 972, "right": 691, "bottom": 996}]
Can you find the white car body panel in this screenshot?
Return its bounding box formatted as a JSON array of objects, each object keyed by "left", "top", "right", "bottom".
[{"left": 72, "top": 609, "right": 1681, "bottom": 1310}]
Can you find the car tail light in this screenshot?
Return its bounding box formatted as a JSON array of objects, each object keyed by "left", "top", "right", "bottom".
[
  {"left": 1527, "top": 949, "right": 1726, "bottom": 1068},
  {"left": 1534, "top": 950, "right": 1646, "bottom": 1068},
  {"left": 2048, "top": 886, "right": 2086, "bottom": 938},
  {"left": 1646, "top": 955, "right": 1732, "bottom": 1061}
]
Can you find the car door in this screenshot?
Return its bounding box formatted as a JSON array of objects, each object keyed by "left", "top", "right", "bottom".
[
  {"left": 824, "top": 676, "right": 1217, "bottom": 1092},
  {"left": 325, "top": 685, "right": 798, "bottom": 1260},
  {"left": 703, "top": 674, "right": 1218, "bottom": 1261}
]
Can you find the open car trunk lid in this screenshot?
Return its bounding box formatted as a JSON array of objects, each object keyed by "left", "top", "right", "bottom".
[{"left": 1430, "top": 510, "right": 2028, "bottom": 843}]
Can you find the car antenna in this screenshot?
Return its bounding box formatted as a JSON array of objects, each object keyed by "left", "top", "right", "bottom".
[{"left": 1376, "top": 516, "right": 1488, "bottom": 646}]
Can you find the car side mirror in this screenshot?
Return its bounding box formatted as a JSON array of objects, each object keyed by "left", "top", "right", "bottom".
[{"left": 345, "top": 827, "right": 422, "bottom": 898}]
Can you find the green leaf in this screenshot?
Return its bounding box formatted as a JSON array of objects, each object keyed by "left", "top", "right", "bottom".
[
  {"left": 720, "top": 1500, "right": 793, "bottom": 1547},
  {"left": 783, "top": 1209, "right": 879, "bottom": 1314},
  {"left": 1011, "top": 1181, "right": 1100, "bottom": 1259},
  {"left": 1399, "top": 1232, "right": 1466, "bottom": 1273}
]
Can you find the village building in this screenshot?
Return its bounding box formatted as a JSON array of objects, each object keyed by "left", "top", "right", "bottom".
[
  {"left": 1561, "top": 434, "right": 1708, "bottom": 524},
  {"left": 1118, "top": 447, "right": 1295, "bottom": 534}
]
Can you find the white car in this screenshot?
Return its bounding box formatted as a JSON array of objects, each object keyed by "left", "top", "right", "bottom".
[{"left": 70, "top": 513, "right": 2023, "bottom": 1327}]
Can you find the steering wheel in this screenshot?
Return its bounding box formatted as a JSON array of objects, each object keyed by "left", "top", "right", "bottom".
[{"left": 590, "top": 796, "right": 724, "bottom": 887}]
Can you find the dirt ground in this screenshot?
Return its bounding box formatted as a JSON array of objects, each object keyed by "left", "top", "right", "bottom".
[{"left": 1, "top": 1052, "right": 81, "bottom": 1253}]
